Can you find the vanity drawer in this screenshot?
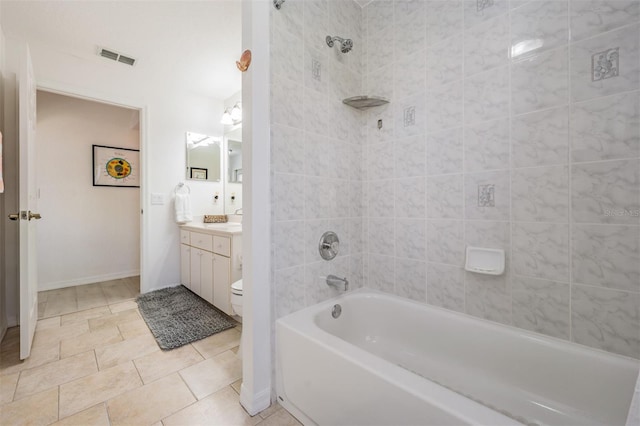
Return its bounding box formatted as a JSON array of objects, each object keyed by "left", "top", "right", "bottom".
[
  {"left": 180, "top": 230, "right": 190, "bottom": 245},
  {"left": 213, "top": 236, "right": 230, "bottom": 257},
  {"left": 190, "top": 232, "right": 213, "bottom": 251}
]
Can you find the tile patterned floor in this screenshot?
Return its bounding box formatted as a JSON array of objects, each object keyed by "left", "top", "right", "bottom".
[{"left": 1, "top": 279, "right": 301, "bottom": 426}]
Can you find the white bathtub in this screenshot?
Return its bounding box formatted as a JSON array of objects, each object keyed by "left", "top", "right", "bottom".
[{"left": 276, "top": 289, "right": 639, "bottom": 426}]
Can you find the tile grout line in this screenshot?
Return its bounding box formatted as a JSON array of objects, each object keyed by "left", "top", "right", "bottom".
[{"left": 567, "top": 0, "right": 573, "bottom": 345}]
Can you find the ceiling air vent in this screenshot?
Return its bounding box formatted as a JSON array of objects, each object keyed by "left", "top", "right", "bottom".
[
  {"left": 98, "top": 47, "right": 136, "bottom": 66},
  {"left": 117, "top": 55, "right": 136, "bottom": 66}
]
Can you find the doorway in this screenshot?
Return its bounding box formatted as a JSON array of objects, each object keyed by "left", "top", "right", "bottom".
[{"left": 35, "top": 90, "right": 142, "bottom": 315}]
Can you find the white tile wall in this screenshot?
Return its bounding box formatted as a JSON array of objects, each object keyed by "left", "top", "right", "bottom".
[
  {"left": 270, "top": 0, "right": 640, "bottom": 360},
  {"left": 270, "top": 0, "right": 366, "bottom": 326}
]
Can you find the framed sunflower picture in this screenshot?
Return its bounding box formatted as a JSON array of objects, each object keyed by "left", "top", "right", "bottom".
[{"left": 92, "top": 144, "right": 140, "bottom": 188}]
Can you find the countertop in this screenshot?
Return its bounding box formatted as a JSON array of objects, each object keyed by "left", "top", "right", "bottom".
[{"left": 180, "top": 221, "right": 242, "bottom": 236}]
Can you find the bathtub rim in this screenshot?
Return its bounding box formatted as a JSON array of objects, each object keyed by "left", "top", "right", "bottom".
[{"left": 279, "top": 287, "right": 640, "bottom": 366}]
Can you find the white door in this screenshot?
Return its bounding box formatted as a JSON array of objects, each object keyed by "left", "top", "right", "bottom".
[{"left": 15, "top": 43, "right": 40, "bottom": 359}]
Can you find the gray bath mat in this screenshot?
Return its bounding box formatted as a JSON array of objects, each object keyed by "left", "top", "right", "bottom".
[{"left": 136, "top": 285, "right": 236, "bottom": 350}]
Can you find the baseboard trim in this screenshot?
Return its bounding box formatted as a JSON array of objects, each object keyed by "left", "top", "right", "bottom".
[
  {"left": 39, "top": 270, "right": 140, "bottom": 292},
  {"left": 240, "top": 385, "right": 271, "bottom": 417}
]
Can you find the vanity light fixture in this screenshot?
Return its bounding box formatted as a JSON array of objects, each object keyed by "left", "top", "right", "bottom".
[
  {"left": 221, "top": 102, "right": 242, "bottom": 125},
  {"left": 220, "top": 110, "right": 234, "bottom": 125}
]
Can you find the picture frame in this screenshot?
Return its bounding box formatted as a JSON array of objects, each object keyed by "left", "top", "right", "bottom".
[
  {"left": 93, "top": 144, "right": 140, "bottom": 187},
  {"left": 190, "top": 167, "right": 208, "bottom": 180}
]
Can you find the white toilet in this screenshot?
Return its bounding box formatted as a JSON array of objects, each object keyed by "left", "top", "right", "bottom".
[
  {"left": 231, "top": 279, "right": 243, "bottom": 318},
  {"left": 231, "top": 279, "right": 243, "bottom": 359}
]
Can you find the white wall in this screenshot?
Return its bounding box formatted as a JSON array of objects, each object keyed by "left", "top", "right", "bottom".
[{"left": 36, "top": 91, "right": 140, "bottom": 290}]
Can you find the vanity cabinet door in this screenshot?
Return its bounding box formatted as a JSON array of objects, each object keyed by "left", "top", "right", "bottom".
[
  {"left": 190, "top": 249, "right": 202, "bottom": 296},
  {"left": 180, "top": 244, "right": 191, "bottom": 290},
  {"left": 213, "top": 254, "right": 232, "bottom": 315},
  {"left": 200, "top": 251, "right": 214, "bottom": 304}
]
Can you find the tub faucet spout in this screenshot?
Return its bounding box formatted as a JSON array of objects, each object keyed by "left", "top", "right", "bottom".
[{"left": 326, "top": 275, "right": 349, "bottom": 291}]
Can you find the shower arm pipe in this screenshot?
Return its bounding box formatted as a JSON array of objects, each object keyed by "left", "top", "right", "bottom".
[
  {"left": 326, "top": 35, "right": 343, "bottom": 47},
  {"left": 326, "top": 35, "right": 353, "bottom": 53},
  {"left": 273, "top": 0, "right": 285, "bottom": 10}
]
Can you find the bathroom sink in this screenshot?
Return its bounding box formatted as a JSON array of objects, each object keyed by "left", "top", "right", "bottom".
[{"left": 203, "top": 223, "right": 242, "bottom": 232}]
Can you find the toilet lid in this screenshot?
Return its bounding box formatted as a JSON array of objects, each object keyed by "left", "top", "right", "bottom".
[{"left": 231, "top": 279, "right": 243, "bottom": 293}]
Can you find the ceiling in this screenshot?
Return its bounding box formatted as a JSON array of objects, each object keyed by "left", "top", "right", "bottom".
[{"left": 1, "top": 0, "right": 242, "bottom": 101}]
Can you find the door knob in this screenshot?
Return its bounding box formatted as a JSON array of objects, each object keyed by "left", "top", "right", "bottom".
[
  {"left": 28, "top": 212, "right": 42, "bottom": 220},
  {"left": 8, "top": 213, "right": 19, "bottom": 221}
]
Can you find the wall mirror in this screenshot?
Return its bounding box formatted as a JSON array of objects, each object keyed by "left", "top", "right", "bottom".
[
  {"left": 227, "top": 133, "right": 242, "bottom": 183},
  {"left": 224, "top": 126, "right": 242, "bottom": 214},
  {"left": 185, "top": 131, "right": 221, "bottom": 182}
]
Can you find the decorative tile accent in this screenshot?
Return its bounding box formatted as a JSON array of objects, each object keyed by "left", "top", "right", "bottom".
[
  {"left": 312, "top": 58, "right": 321, "bottom": 81},
  {"left": 466, "top": 171, "right": 510, "bottom": 220},
  {"left": 477, "top": 0, "right": 494, "bottom": 12},
  {"left": 404, "top": 106, "right": 416, "bottom": 127},
  {"left": 478, "top": 184, "right": 495, "bottom": 207},
  {"left": 395, "top": 93, "right": 425, "bottom": 138},
  {"left": 571, "top": 24, "right": 639, "bottom": 102},
  {"left": 592, "top": 47, "right": 619, "bottom": 81}
]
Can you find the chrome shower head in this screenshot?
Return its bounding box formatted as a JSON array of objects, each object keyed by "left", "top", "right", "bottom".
[{"left": 326, "top": 35, "right": 353, "bottom": 53}]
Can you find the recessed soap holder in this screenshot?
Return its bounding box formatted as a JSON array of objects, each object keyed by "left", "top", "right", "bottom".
[
  {"left": 319, "top": 231, "right": 340, "bottom": 261},
  {"left": 465, "top": 246, "right": 505, "bottom": 275}
]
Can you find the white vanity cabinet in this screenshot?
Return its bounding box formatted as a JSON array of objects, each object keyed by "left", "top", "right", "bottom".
[{"left": 179, "top": 224, "right": 241, "bottom": 316}]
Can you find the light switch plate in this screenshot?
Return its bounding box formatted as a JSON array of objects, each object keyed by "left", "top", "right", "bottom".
[{"left": 151, "top": 193, "right": 165, "bottom": 205}]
